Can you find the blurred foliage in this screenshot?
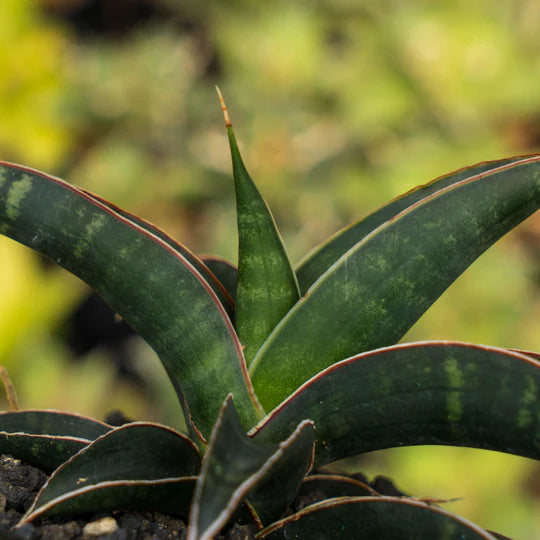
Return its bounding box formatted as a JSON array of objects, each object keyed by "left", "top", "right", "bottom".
[{"left": 0, "top": 0, "right": 539, "bottom": 536}]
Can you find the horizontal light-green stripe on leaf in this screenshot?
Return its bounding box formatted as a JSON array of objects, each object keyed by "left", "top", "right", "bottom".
[
  {"left": 250, "top": 156, "right": 540, "bottom": 408},
  {"left": 295, "top": 156, "right": 527, "bottom": 293},
  {"left": 251, "top": 342, "right": 540, "bottom": 466},
  {"left": 0, "top": 162, "right": 262, "bottom": 440},
  {"left": 258, "top": 497, "right": 498, "bottom": 539},
  {"left": 225, "top": 115, "right": 300, "bottom": 366},
  {"left": 22, "top": 422, "right": 200, "bottom": 523}
]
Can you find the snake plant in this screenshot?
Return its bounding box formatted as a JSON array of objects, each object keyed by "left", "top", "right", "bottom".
[{"left": 0, "top": 91, "right": 539, "bottom": 539}]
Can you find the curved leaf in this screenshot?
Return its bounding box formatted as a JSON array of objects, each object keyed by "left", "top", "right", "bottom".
[
  {"left": 258, "top": 497, "right": 497, "bottom": 539},
  {"left": 0, "top": 162, "right": 263, "bottom": 440},
  {"left": 220, "top": 90, "right": 300, "bottom": 366},
  {"left": 0, "top": 410, "right": 111, "bottom": 471},
  {"left": 296, "top": 156, "right": 527, "bottom": 293},
  {"left": 21, "top": 422, "right": 200, "bottom": 523},
  {"left": 19, "top": 478, "right": 196, "bottom": 522},
  {"left": 251, "top": 342, "right": 540, "bottom": 466},
  {"left": 188, "top": 395, "right": 314, "bottom": 540},
  {"left": 81, "top": 190, "right": 235, "bottom": 319},
  {"left": 250, "top": 156, "right": 540, "bottom": 408},
  {"left": 0, "top": 433, "right": 88, "bottom": 472},
  {"left": 0, "top": 410, "right": 110, "bottom": 439},
  {"left": 201, "top": 255, "right": 238, "bottom": 304}
]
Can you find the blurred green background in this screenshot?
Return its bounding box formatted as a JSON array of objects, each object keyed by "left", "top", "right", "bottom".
[{"left": 0, "top": 0, "right": 539, "bottom": 537}]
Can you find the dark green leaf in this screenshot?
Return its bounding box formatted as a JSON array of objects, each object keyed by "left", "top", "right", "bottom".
[
  {"left": 250, "top": 157, "right": 540, "bottom": 408},
  {"left": 0, "top": 410, "right": 110, "bottom": 439},
  {"left": 82, "top": 190, "right": 235, "bottom": 319},
  {"left": 258, "top": 497, "right": 498, "bottom": 539},
  {"left": 188, "top": 395, "right": 314, "bottom": 540},
  {"left": 22, "top": 478, "right": 195, "bottom": 522},
  {"left": 246, "top": 422, "right": 315, "bottom": 527},
  {"left": 296, "top": 156, "right": 526, "bottom": 293},
  {"left": 22, "top": 422, "right": 200, "bottom": 523},
  {"left": 201, "top": 255, "right": 238, "bottom": 304},
  {"left": 0, "top": 433, "right": 88, "bottom": 472},
  {"left": 252, "top": 342, "right": 540, "bottom": 466},
  {"left": 0, "top": 410, "right": 111, "bottom": 471},
  {"left": 0, "top": 162, "right": 263, "bottom": 440},
  {"left": 223, "top": 101, "right": 300, "bottom": 366}
]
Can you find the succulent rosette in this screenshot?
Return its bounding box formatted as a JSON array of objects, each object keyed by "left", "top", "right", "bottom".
[{"left": 0, "top": 92, "right": 538, "bottom": 539}]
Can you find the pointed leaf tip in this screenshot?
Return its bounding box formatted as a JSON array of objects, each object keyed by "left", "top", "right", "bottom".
[
  {"left": 189, "top": 396, "right": 314, "bottom": 539},
  {"left": 224, "top": 110, "right": 301, "bottom": 366},
  {"left": 216, "top": 86, "right": 232, "bottom": 128}
]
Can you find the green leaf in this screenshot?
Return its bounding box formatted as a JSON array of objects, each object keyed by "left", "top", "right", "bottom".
[
  {"left": 246, "top": 422, "right": 315, "bottom": 527},
  {"left": 252, "top": 342, "right": 540, "bottom": 466},
  {"left": 201, "top": 255, "right": 238, "bottom": 304},
  {"left": 188, "top": 395, "right": 314, "bottom": 540},
  {"left": 0, "top": 410, "right": 111, "bottom": 471},
  {"left": 258, "top": 497, "right": 498, "bottom": 539},
  {"left": 220, "top": 92, "right": 300, "bottom": 366},
  {"left": 250, "top": 156, "right": 540, "bottom": 408},
  {"left": 0, "top": 162, "right": 263, "bottom": 440},
  {"left": 296, "top": 156, "right": 526, "bottom": 293},
  {"left": 21, "top": 422, "right": 200, "bottom": 523},
  {"left": 0, "top": 410, "right": 111, "bottom": 439},
  {"left": 0, "top": 434, "right": 87, "bottom": 473},
  {"left": 82, "top": 190, "right": 235, "bottom": 319},
  {"left": 22, "top": 478, "right": 196, "bottom": 522}
]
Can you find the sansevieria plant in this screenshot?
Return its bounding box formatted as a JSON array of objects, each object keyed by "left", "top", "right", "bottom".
[{"left": 0, "top": 90, "right": 539, "bottom": 539}]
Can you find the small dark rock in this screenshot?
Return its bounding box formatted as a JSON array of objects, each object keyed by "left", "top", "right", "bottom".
[
  {"left": 117, "top": 512, "right": 145, "bottom": 537},
  {"left": 291, "top": 488, "right": 327, "bottom": 512},
  {"left": 40, "top": 521, "right": 81, "bottom": 539},
  {"left": 10, "top": 523, "right": 34, "bottom": 539},
  {"left": 151, "top": 512, "right": 186, "bottom": 537},
  {"left": 1, "top": 509, "right": 22, "bottom": 530},
  {"left": 0, "top": 457, "right": 47, "bottom": 513},
  {"left": 224, "top": 524, "right": 256, "bottom": 540}
]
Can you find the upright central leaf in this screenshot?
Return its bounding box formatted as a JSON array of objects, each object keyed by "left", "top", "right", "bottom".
[{"left": 218, "top": 89, "right": 300, "bottom": 365}]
